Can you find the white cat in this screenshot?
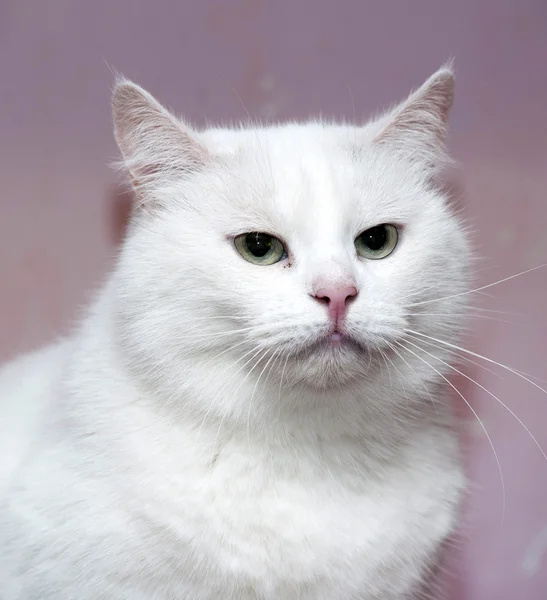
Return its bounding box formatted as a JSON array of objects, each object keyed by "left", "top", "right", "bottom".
[{"left": 0, "top": 65, "right": 471, "bottom": 599}]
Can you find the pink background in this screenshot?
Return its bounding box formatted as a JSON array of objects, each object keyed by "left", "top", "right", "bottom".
[{"left": 1, "top": 1, "right": 546, "bottom": 597}]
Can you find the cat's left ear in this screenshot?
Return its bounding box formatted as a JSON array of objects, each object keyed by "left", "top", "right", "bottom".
[
  {"left": 112, "top": 79, "right": 207, "bottom": 191},
  {"left": 372, "top": 64, "right": 455, "bottom": 171}
]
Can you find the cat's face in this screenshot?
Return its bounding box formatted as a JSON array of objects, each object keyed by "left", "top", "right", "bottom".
[{"left": 113, "top": 67, "right": 471, "bottom": 398}]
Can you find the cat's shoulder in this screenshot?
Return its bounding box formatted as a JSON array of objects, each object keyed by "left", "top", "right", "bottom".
[
  {"left": 0, "top": 340, "right": 69, "bottom": 385},
  {"left": 0, "top": 340, "right": 70, "bottom": 488}
]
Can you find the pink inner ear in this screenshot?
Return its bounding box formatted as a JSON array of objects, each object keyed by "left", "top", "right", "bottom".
[
  {"left": 113, "top": 80, "right": 207, "bottom": 189},
  {"left": 372, "top": 68, "right": 454, "bottom": 162},
  {"left": 123, "top": 127, "right": 206, "bottom": 191}
]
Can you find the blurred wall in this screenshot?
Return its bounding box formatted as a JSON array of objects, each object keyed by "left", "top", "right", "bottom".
[{"left": 1, "top": 1, "right": 546, "bottom": 597}]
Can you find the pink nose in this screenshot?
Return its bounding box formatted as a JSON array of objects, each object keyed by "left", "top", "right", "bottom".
[{"left": 313, "top": 286, "right": 358, "bottom": 325}]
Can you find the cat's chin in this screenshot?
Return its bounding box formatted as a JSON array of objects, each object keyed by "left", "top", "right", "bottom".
[{"left": 280, "top": 332, "right": 378, "bottom": 388}]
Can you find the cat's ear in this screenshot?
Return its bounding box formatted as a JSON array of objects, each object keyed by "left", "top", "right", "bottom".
[
  {"left": 372, "top": 64, "right": 454, "bottom": 170},
  {"left": 112, "top": 79, "right": 206, "bottom": 191}
]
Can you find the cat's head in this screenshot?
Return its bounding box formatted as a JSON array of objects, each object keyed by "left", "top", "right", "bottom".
[{"left": 111, "top": 66, "right": 471, "bottom": 411}]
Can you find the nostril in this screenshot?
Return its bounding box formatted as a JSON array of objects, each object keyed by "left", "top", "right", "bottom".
[
  {"left": 315, "top": 286, "right": 358, "bottom": 305},
  {"left": 312, "top": 286, "right": 358, "bottom": 326},
  {"left": 343, "top": 286, "right": 358, "bottom": 304},
  {"left": 315, "top": 290, "right": 332, "bottom": 305}
]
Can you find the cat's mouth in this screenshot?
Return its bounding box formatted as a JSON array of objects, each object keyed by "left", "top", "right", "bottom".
[
  {"left": 285, "top": 330, "right": 366, "bottom": 361},
  {"left": 327, "top": 332, "right": 348, "bottom": 346},
  {"left": 319, "top": 330, "right": 370, "bottom": 354},
  {"left": 271, "top": 323, "right": 391, "bottom": 365}
]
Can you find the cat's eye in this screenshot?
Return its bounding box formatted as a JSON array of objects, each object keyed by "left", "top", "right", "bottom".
[
  {"left": 234, "top": 232, "right": 287, "bottom": 265},
  {"left": 355, "top": 224, "right": 398, "bottom": 259}
]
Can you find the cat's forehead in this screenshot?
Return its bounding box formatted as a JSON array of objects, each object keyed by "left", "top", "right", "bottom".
[
  {"left": 200, "top": 121, "right": 356, "bottom": 152},
  {"left": 200, "top": 122, "right": 356, "bottom": 179},
  {"left": 199, "top": 123, "right": 417, "bottom": 234}
]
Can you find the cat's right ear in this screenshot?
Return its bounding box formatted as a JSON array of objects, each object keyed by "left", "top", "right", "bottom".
[
  {"left": 371, "top": 64, "right": 455, "bottom": 174},
  {"left": 112, "top": 79, "right": 206, "bottom": 192}
]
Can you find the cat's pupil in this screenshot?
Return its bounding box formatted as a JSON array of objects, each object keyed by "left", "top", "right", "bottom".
[
  {"left": 245, "top": 233, "right": 272, "bottom": 257},
  {"left": 360, "top": 225, "right": 387, "bottom": 251}
]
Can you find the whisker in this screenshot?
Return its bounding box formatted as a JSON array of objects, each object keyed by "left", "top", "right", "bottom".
[
  {"left": 402, "top": 337, "right": 547, "bottom": 465},
  {"left": 383, "top": 342, "right": 409, "bottom": 389},
  {"left": 412, "top": 312, "right": 514, "bottom": 324},
  {"left": 386, "top": 341, "right": 440, "bottom": 417},
  {"left": 278, "top": 352, "right": 290, "bottom": 404},
  {"left": 395, "top": 339, "right": 506, "bottom": 522},
  {"left": 184, "top": 318, "right": 316, "bottom": 343},
  {"left": 404, "top": 333, "right": 501, "bottom": 379},
  {"left": 407, "top": 264, "right": 546, "bottom": 308},
  {"left": 208, "top": 345, "right": 272, "bottom": 469},
  {"left": 405, "top": 329, "right": 547, "bottom": 396},
  {"left": 197, "top": 343, "right": 265, "bottom": 442},
  {"left": 413, "top": 306, "right": 519, "bottom": 316},
  {"left": 247, "top": 347, "right": 280, "bottom": 449},
  {"left": 200, "top": 337, "right": 256, "bottom": 371},
  {"left": 378, "top": 348, "right": 393, "bottom": 388}
]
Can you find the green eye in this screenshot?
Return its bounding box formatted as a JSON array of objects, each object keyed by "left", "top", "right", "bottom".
[
  {"left": 234, "top": 232, "right": 287, "bottom": 265},
  {"left": 355, "top": 224, "right": 398, "bottom": 259}
]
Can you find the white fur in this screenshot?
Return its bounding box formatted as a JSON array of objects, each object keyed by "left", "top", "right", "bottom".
[{"left": 0, "top": 66, "right": 471, "bottom": 599}]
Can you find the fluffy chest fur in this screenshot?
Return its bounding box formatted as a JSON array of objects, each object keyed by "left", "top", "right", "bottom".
[
  {"left": 148, "top": 433, "right": 461, "bottom": 600},
  {"left": 130, "top": 438, "right": 461, "bottom": 599},
  {"left": 0, "top": 344, "right": 462, "bottom": 600}
]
